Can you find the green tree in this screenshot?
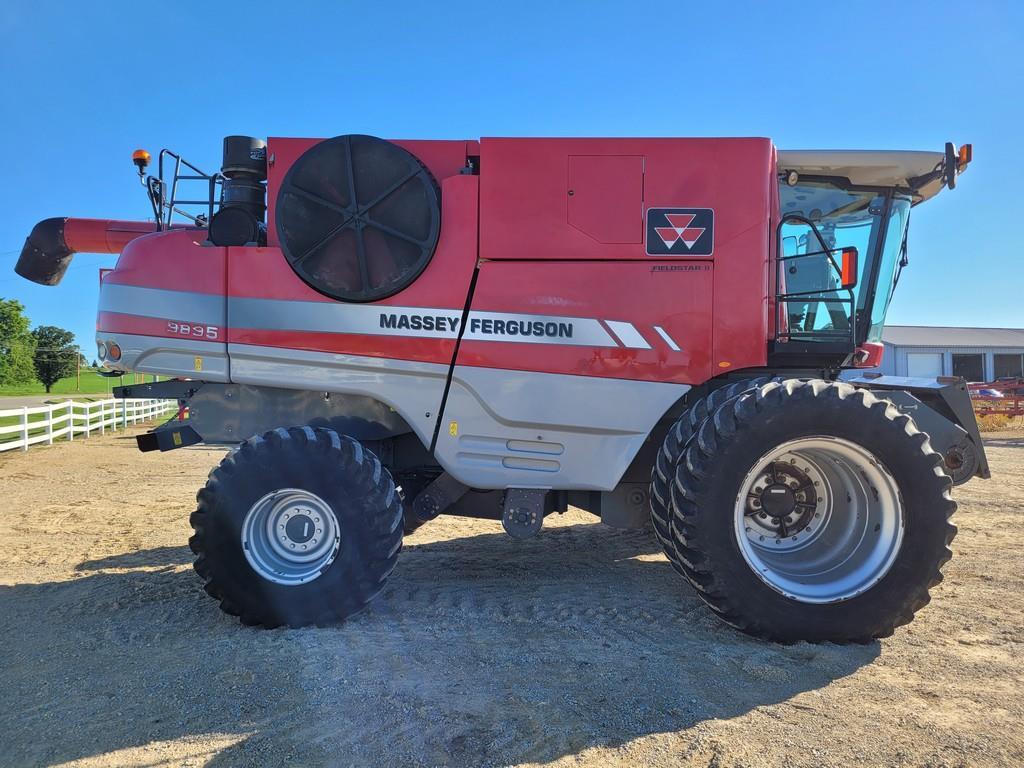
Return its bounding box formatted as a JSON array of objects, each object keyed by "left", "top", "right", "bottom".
[
  {"left": 31, "top": 325, "right": 78, "bottom": 393},
  {"left": 0, "top": 299, "right": 37, "bottom": 386}
]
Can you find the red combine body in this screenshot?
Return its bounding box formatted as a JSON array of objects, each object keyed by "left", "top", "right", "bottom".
[{"left": 16, "top": 134, "right": 987, "bottom": 642}]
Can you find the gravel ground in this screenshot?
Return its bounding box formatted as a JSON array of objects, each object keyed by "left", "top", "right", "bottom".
[{"left": 1, "top": 429, "right": 1022, "bottom": 768}]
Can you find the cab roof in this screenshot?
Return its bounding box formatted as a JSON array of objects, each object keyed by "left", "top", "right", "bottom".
[{"left": 777, "top": 150, "right": 947, "bottom": 203}]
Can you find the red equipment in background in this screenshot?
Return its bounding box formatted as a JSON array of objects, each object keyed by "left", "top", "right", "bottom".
[{"left": 970, "top": 379, "right": 1024, "bottom": 417}]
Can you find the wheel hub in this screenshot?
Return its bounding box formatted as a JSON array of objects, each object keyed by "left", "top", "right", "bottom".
[
  {"left": 242, "top": 489, "right": 342, "bottom": 586},
  {"left": 284, "top": 513, "right": 316, "bottom": 543},
  {"left": 760, "top": 483, "right": 795, "bottom": 516},
  {"left": 745, "top": 462, "right": 819, "bottom": 545}
]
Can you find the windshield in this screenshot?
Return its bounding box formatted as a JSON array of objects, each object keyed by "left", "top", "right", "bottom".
[
  {"left": 778, "top": 181, "right": 909, "bottom": 344},
  {"left": 869, "top": 196, "right": 911, "bottom": 340}
]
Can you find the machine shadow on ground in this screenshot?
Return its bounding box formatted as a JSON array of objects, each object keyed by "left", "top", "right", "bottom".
[{"left": 0, "top": 522, "right": 879, "bottom": 767}]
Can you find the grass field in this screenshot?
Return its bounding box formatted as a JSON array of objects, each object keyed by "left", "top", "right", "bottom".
[{"left": 0, "top": 370, "right": 160, "bottom": 398}]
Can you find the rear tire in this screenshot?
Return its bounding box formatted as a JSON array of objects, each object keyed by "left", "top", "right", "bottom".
[
  {"left": 189, "top": 426, "right": 403, "bottom": 627},
  {"left": 671, "top": 380, "right": 956, "bottom": 643}
]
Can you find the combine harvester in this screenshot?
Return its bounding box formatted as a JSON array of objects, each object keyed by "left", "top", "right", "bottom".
[{"left": 16, "top": 134, "right": 987, "bottom": 641}]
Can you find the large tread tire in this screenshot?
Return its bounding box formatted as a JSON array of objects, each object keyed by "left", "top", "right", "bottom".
[
  {"left": 650, "top": 377, "right": 771, "bottom": 557},
  {"left": 671, "top": 379, "right": 956, "bottom": 644},
  {"left": 189, "top": 426, "right": 403, "bottom": 628}
]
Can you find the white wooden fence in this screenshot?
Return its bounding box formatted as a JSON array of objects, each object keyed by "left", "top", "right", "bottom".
[{"left": 0, "top": 398, "right": 178, "bottom": 453}]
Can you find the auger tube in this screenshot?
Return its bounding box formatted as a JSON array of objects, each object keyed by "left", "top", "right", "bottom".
[{"left": 15, "top": 217, "right": 157, "bottom": 285}]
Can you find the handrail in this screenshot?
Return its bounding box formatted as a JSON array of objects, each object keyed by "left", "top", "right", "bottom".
[{"left": 149, "top": 150, "right": 223, "bottom": 231}]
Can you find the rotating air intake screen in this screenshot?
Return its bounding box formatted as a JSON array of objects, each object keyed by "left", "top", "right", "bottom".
[{"left": 276, "top": 134, "right": 441, "bottom": 302}]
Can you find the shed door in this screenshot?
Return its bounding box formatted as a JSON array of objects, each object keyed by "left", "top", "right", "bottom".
[{"left": 907, "top": 352, "right": 943, "bottom": 377}]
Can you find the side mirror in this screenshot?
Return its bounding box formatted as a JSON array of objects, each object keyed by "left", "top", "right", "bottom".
[
  {"left": 840, "top": 247, "right": 858, "bottom": 289},
  {"left": 944, "top": 142, "right": 957, "bottom": 189}
]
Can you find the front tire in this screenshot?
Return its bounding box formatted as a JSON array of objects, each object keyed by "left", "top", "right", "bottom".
[
  {"left": 650, "top": 377, "right": 771, "bottom": 556},
  {"left": 189, "top": 426, "right": 403, "bottom": 627},
  {"left": 671, "top": 380, "right": 956, "bottom": 643}
]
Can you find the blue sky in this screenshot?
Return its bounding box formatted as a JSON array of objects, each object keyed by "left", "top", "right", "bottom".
[{"left": 1, "top": 1, "right": 1020, "bottom": 351}]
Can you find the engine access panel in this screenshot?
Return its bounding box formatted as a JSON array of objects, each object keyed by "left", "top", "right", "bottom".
[
  {"left": 477, "top": 137, "right": 774, "bottom": 374},
  {"left": 478, "top": 137, "right": 772, "bottom": 261}
]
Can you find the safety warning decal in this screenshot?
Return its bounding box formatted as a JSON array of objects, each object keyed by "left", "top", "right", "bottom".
[{"left": 645, "top": 208, "right": 714, "bottom": 256}]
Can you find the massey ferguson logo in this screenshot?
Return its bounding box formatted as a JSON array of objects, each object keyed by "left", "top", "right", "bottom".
[{"left": 645, "top": 208, "right": 714, "bottom": 256}]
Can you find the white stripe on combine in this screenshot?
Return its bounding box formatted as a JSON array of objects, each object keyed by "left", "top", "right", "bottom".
[
  {"left": 99, "top": 283, "right": 225, "bottom": 325},
  {"left": 604, "top": 321, "right": 651, "bottom": 350},
  {"left": 653, "top": 325, "right": 681, "bottom": 351},
  {"left": 98, "top": 283, "right": 624, "bottom": 349},
  {"left": 230, "top": 298, "right": 618, "bottom": 347}
]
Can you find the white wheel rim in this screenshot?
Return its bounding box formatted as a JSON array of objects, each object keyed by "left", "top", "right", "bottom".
[
  {"left": 733, "top": 436, "right": 904, "bottom": 604},
  {"left": 241, "top": 488, "right": 341, "bottom": 586}
]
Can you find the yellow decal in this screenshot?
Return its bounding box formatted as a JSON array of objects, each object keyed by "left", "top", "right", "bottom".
[
  {"left": 194, "top": 357, "right": 203, "bottom": 371},
  {"left": 172, "top": 431, "right": 183, "bottom": 446},
  {"left": 448, "top": 421, "right": 458, "bottom": 437}
]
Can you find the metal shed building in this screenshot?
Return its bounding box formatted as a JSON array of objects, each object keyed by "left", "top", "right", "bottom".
[{"left": 865, "top": 326, "right": 1024, "bottom": 382}]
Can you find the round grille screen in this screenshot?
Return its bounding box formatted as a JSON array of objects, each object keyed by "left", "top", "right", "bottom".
[{"left": 276, "top": 135, "right": 441, "bottom": 302}]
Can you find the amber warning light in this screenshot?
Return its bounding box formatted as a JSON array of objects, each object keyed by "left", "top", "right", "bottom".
[
  {"left": 958, "top": 143, "right": 973, "bottom": 172},
  {"left": 132, "top": 149, "right": 151, "bottom": 176}
]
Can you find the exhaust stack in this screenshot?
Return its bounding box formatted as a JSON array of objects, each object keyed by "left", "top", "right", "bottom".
[{"left": 15, "top": 218, "right": 156, "bottom": 286}]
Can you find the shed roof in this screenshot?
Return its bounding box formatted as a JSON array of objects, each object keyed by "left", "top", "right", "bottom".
[{"left": 883, "top": 326, "right": 1024, "bottom": 348}]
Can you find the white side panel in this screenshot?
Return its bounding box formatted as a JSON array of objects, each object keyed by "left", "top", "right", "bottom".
[
  {"left": 100, "top": 332, "right": 230, "bottom": 382},
  {"left": 227, "top": 344, "right": 448, "bottom": 449},
  {"left": 436, "top": 366, "right": 689, "bottom": 491},
  {"left": 127, "top": 338, "right": 688, "bottom": 491}
]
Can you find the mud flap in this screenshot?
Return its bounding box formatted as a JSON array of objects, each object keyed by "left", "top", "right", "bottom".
[
  {"left": 137, "top": 424, "right": 203, "bottom": 453},
  {"left": 848, "top": 374, "right": 990, "bottom": 482}
]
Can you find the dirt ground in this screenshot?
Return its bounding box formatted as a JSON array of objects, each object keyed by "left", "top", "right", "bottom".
[{"left": 1, "top": 430, "right": 1022, "bottom": 768}]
